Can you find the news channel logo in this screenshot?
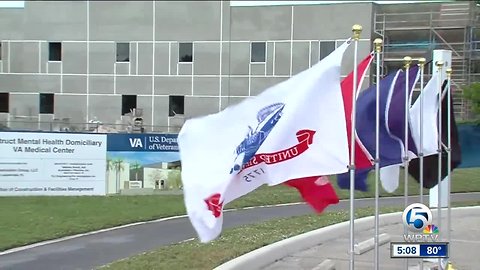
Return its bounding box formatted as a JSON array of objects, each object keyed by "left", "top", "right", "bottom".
[{"left": 402, "top": 203, "right": 439, "bottom": 242}]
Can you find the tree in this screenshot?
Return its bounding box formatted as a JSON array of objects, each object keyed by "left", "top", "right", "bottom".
[
  {"left": 463, "top": 82, "right": 480, "bottom": 121},
  {"left": 131, "top": 162, "right": 143, "bottom": 187},
  {"left": 112, "top": 158, "right": 125, "bottom": 193},
  {"left": 105, "top": 157, "right": 113, "bottom": 192}
]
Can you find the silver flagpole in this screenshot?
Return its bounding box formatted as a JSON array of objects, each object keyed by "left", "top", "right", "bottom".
[
  {"left": 446, "top": 67, "right": 453, "bottom": 267},
  {"left": 435, "top": 60, "right": 444, "bottom": 269},
  {"left": 373, "top": 38, "right": 382, "bottom": 270},
  {"left": 418, "top": 57, "right": 426, "bottom": 270},
  {"left": 349, "top": 24, "right": 362, "bottom": 270},
  {"left": 403, "top": 56, "right": 412, "bottom": 270},
  {"left": 403, "top": 56, "right": 412, "bottom": 209},
  {"left": 418, "top": 58, "right": 426, "bottom": 204}
]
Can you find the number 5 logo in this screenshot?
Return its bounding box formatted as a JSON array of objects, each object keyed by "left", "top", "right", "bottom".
[{"left": 402, "top": 203, "right": 432, "bottom": 232}]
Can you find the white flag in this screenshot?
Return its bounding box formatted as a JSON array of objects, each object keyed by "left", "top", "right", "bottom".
[
  {"left": 178, "top": 39, "right": 352, "bottom": 243},
  {"left": 409, "top": 71, "right": 441, "bottom": 157},
  {"left": 380, "top": 72, "right": 440, "bottom": 193}
]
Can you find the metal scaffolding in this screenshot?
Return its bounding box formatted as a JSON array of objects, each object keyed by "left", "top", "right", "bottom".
[{"left": 374, "top": 1, "right": 480, "bottom": 120}]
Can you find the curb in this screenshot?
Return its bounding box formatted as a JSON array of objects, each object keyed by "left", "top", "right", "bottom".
[
  {"left": 1, "top": 194, "right": 477, "bottom": 256},
  {"left": 0, "top": 195, "right": 402, "bottom": 256},
  {"left": 214, "top": 206, "right": 480, "bottom": 270},
  {"left": 0, "top": 201, "right": 304, "bottom": 256}
]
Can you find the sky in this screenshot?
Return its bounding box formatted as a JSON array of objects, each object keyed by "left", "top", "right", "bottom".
[
  {"left": 0, "top": 1, "right": 24, "bottom": 8},
  {"left": 107, "top": 151, "right": 180, "bottom": 167}
]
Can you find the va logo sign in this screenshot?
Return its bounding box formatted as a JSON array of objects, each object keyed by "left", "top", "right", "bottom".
[{"left": 129, "top": 138, "right": 143, "bottom": 148}]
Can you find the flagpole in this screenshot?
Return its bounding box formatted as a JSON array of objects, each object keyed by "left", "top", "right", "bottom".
[
  {"left": 373, "top": 38, "right": 382, "bottom": 270},
  {"left": 418, "top": 58, "right": 426, "bottom": 204},
  {"left": 349, "top": 24, "right": 362, "bottom": 270},
  {"left": 418, "top": 57, "right": 426, "bottom": 270},
  {"left": 436, "top": 60, "right": 444, "bottom": 269},
  {"left": 402, "top": 56, "right": 412, "bottom": 270},
  {"left": 446, "top": 67, "right": 452, "bottom": 265},
  {"left": 403, "top": 56, "right": 412, "bottom": 208}
]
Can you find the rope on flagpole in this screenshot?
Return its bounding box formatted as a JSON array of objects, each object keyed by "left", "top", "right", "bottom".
[
  {"left": 418, "top": 57, "right": 426, "bottom": 270},
  {"left": 446, "top": 67, "right": 453, "bottom": 266},
  {"left": 435, "top": 60, "right": 444, "bottom": 270},
  {"left": 373, "top": 37, "right": 382, "bottom": 270},
  {"left": 403, "top": 56, "right": 412, "bottom": 270},
  {"left": 349, "top": 24, "right": 362, "bottom": 270}
]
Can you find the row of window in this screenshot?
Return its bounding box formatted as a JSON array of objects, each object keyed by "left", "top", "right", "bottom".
[
  {"left": 0, "top": 93, "right": 185, "bottom": 117},
  {"left": 0, "top": 93, "right": 54, "bottom": 114},
  {"left": 0, "top": 41, "right": 337, "bottom": 63}
]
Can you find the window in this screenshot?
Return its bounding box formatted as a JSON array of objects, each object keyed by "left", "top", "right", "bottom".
[
  {"left": 319, "top": 41, "right": 336, "bottom": 60},
  {"left": 169, "top": 95, "right": 184, "bottom": 116},
  {"left": 116, "top": 43, "right": 130, "bottom": 62},
  {"left": 48, "top": 42, "right": 62, "bottom": 61},
  {"left": 39, "top": 93, "right": 54, "bottom": 114},
  {"left": 179, "top": 43, "right": 193, "bottom": 63},
  {"left": 121, "top": 95, "right": 137, "bottom": 115},
  {"left": 0, "top": 43, "right": 2, "bottom": 60},
  {"left": 0, "top": 93, "right": 8, "bottom": 113},
  {"left": 250, "top": 42, "right": 266, "bottom": 62}
]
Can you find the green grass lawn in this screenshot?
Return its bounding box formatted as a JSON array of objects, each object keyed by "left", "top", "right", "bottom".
[
  {"left": 99, "top": 201, "right": 480, "bottom": 270},
  {"left": 0, "top": 168, "right": 478, "bottom": 251}
]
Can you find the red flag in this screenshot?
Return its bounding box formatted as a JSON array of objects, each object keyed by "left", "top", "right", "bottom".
[
  {"left": 282, "top": 53, "right": 374, "bottom": 212},
  {"left": 284, "top": 176, "right": 339, "bottom": 213},
  {"left": 341, "top": 53, "right": 375, "bottom": 169}
]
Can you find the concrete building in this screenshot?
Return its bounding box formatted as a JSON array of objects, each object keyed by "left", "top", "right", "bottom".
[{"left": 0, "top": 1, "right": 477, "bottom": 132}]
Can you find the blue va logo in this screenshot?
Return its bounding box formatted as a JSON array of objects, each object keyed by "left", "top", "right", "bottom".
[
  {"left": 229, "top": 103, "right": 285, "bottom": 174},
  {"left": 402, "top": 203, "right": 433, "bottom": 232}
]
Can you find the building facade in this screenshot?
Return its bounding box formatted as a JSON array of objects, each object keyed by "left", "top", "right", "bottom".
[{"left": 0, "top": 1, "right": 476, "bottom": 133}]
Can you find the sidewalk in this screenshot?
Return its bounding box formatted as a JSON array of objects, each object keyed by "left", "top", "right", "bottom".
[{"left": 262, "top": 207, "right": 480, "bottom": 270}]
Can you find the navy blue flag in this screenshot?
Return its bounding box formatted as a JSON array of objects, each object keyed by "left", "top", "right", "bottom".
[
  {"left": 386, "top": 65, "right": 420, "bottom": 155},
  {"left": 337, "top": 66, "right": 419, "bottom": 191}
]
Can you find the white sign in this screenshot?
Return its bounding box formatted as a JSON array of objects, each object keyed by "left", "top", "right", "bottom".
[
  {"left": 0, "top": 132, "right": 107, "bottom": 196},
  {"left": 129, "top": 181, "right": 142, "bottom": 189}
]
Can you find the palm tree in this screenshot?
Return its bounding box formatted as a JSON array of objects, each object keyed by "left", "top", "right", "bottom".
[
  {"left": 131, "top": 162, "right": 143, "bottom": 187},
  {"left": 112, "top": 158, "right": 124, "bottom": 193},
  {"left": 105, "top": 157, "right": 113, "bottom": 193}
]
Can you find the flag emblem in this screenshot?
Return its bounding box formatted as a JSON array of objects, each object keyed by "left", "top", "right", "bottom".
[
  {"left": 204, "top": 193, "right": 223, "bottom": 218},
  {"left": 230, "top": 103, "right": 285, "bottom": 174},
  {"left": 239, "top": 129, "right": 317, "bottom": 173}
]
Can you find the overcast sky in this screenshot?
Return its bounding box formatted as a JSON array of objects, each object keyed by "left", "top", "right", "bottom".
[{"left": 0, "top": 1, "right": 24, "bottom": 8}]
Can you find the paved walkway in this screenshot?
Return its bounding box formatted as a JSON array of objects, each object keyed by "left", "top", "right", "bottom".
[{"left": 263, "top": 207, "right": 480, "bottom": 270}]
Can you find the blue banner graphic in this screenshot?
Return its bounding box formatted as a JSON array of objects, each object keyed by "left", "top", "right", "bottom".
[{"left": 107, "top": 133, "right": 178, "bottom": 152}]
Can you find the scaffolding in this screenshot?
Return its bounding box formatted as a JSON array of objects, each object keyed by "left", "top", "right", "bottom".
[{"left": 374, "top": 1, "right": 480, "bottom": 120}]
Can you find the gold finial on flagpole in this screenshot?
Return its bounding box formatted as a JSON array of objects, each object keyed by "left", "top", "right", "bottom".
[
  {"left": 446, "top": 68, "right": 452, "bottom": 78},
  {"left": 436, "top": 60, "right": 444, "bottom": 68},
  {"left": 446, "top": 262, "right": 457, "bottom": 270},
  {"left": 352, "top": 24, "right": 362, "bottom": 41},
  {"left": 373, "top": 38, "right": 382, "bottom": 52},
  {"left": 418, "top": 57, "right": 426, "bottom": 67},
  {"left": 403, "top": 56, "right": 412, "bottom": 68}
]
